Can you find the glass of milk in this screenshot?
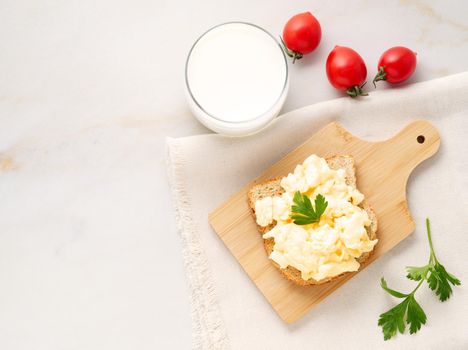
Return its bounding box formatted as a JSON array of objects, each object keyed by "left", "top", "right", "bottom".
[{"left": 185, "top": 22, "right": 289, "bottom": 136}]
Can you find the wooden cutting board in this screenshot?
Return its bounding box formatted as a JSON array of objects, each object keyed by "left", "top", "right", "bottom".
[{"left": 208, "top": 120, "right": 440, "bottom": 324}]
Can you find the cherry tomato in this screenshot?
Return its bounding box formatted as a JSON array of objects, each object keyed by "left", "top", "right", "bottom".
[
  {"left": 373, "top": 46, "right": 417, "bottom": 86},
  {"left": 281, "top": 12, "right": 321, "bottom": 63},
  {"left": 326, "top": 46, "right": 368, "bottom": 97}
]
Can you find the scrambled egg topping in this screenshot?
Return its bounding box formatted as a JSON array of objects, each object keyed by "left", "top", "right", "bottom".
[{"left": 255, "top": 155, "right": 378, "bottom": 281}]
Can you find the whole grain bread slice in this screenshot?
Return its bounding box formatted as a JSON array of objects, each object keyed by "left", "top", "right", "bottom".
[{"left": 247, "top": 155, "right": 378, "bottom": 286}]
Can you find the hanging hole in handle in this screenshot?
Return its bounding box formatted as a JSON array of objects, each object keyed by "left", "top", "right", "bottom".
[{"left": 417, "top": 135, "right": 425, "bottom": 144}]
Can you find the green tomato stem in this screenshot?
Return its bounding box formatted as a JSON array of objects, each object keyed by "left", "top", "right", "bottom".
[
  {"left": 346, "top": 82, "right": 369, "bottom": 98},
  {"left": 373, "top": 66, "right": 387, "bottom": 88},
  {"left": 279, "top": 36, "right": 303, "bottom": 64}
]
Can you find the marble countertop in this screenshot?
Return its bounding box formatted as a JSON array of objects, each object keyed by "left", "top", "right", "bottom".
[{"left": 1, "top": 0, "right": 467, "bottom": 348}]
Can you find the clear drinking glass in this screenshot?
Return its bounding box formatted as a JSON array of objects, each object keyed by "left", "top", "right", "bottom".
[{"left": 185, "top": 22, "right": 289, "bottom": 136}]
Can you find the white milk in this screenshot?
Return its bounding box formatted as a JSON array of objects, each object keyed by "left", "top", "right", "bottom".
[{"left": 185, "top": 22, "right": 288, "bottom": 136}]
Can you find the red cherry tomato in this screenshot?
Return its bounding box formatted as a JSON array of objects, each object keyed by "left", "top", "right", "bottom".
[
  {"left": 326, "top": 46, "right": 368, "bottom": 97},
  {"left": 281, "top": 12, "right": 321, "bottom": 63},
  {"left": 374, "top": 46, "right": 417, "bottom": 86}
]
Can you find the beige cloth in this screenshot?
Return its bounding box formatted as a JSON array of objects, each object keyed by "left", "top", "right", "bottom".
[{"left": 166, "top": 73, "right": 468, "bottom": 349}]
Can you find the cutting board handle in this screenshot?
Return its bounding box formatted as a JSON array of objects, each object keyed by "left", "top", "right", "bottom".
[
  {"left": 377, "top": 120, "right": 440, "bottom": 175},
  {"left": 350, "top": 120, "right": 440, "bottom": 204}
]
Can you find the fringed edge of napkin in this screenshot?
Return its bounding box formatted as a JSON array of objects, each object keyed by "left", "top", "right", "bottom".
[{"left": 166, "top": 137, "right": 230, "bottom": 350}]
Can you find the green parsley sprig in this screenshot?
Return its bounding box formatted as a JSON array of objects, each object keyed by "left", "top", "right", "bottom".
[
  {"left": 378, "top": 218, "right": 461, "bottom": 340},
  {"left": 290, "top": 191, "right": 328, "bottom": 225}
]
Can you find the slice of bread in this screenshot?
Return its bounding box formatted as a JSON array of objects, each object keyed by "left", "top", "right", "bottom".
[{"left": 247, "top": 155, "right": 378, "bottom": 286}]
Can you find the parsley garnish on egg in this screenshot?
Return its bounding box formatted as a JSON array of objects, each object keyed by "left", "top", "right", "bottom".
[{"left": 290, "top": 191, "right": 328, "bottom": 225}]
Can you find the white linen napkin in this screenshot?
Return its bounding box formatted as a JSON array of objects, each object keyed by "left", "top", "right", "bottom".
[{"left": 166, "top": 73, "right": 468, "bottom": 350}]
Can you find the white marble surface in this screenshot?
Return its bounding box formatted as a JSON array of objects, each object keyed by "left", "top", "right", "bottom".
[{"left": 1, "top": 0, "right": 468, "bottom": 348}]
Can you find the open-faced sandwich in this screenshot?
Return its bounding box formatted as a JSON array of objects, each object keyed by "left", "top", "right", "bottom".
[{"left": 248, "top": 154, "right": 378, "bottom": 285}]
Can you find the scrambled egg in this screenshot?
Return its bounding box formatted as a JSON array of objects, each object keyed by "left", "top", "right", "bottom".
[{"left": 254, "top": 154, "right": 378, "bottom": 281}]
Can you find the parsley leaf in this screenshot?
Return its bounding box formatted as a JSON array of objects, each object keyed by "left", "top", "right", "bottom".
[
  {"left": 378, "top": 298, "right": 408, "bottom": 340},
  {"left": 427, "top": 262, "right": 461, "bottom": 302},
  {"left": 406, "top": 295, "right": 427, "bottom": 334},
  {"left": 424, "top": 218, "right": 461, "bottom": 302},
  {"left": 406, "top": 265, "right": 430, "bottom": 281},
  {"left": 380, "top": 277, "right": 408, "bottom": 298},
  {"left": 378, "top": 218, "right": 460, "bottom": 340},
  {"left": 378, "top": 280, "right": 427, "bottom": 340},
  {"left": 290, "top": 191, "right": 328, "bottom": 225}
]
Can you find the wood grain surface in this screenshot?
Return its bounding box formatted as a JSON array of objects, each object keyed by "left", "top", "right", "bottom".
[{"left": 209, "top": 120, "right": 440, "bottom": 323}]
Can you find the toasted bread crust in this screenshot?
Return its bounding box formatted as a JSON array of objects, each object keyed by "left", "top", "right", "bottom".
[{"left": 247, "top": 155, "right": 378, "bottom": 286}]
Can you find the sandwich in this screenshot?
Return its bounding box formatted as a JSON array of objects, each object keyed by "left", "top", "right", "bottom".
[{"left": 248, "top": 154, "right": 378, "bottom": 285}]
